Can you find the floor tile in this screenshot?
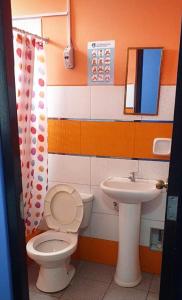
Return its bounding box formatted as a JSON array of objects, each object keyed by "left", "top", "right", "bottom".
[
  {"left": 28, "top": 263, "right": 39, "bottom": 292},
  {"left": 61, "top": 277, "right": 109, "bottom": 300},
  {"left": 29, "top": 290, "right": 60, "bottom": 300},
  {"left": 147, "top": 292, "right": 159, "bottom": 300},
  {"left": 103, "top": 283, "right": 147, "bottom": 300},
  {"left": 135, "top": 272, "right": 153, "bottom": 291},
  {"left": 71, "top": 259, "right": 83, "bottom": 273},
  {"left": 150, "top": 275, "right": 160, "bottom": 293},
  {"left": 77, "top": 261, "right": 115, "bottom": 283}
]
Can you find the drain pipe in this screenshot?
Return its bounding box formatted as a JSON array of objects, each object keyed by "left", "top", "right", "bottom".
[
  {"left": 63, "top": 0, "right": 74, "bottom": 69},
  {"left": 67, "top": 0, "right": 71, "bottom": 47}
]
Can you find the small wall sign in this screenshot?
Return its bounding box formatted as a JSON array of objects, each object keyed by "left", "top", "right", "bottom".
[{"left": 88, "top": 40, "right": 115, "bottom": 85}]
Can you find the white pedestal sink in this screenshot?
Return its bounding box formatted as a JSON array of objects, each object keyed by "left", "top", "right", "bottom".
[{"left": 100, "top": 177, "right": 161, "bottom": 287}]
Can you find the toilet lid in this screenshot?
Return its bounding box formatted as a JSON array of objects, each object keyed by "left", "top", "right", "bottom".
[{"left": 44, "top": 184, "right": 83, "bottom": 233}]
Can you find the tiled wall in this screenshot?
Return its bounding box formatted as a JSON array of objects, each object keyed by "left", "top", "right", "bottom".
[
  {"left": 47, "top": 85, "right": 174, "bottom": 248},
  {"left": 12, "top": 9, "right": 176, "bottom": 253},
  {"left": 47, "top": 86, "right": 176, "bottom": 121}
]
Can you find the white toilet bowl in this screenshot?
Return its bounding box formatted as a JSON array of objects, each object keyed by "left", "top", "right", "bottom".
[
  {"left": 27, "top": 230, "right": 77, "bottom": 292},
  {"left": 26, "top": 184, "right": 93, "bottom": 293}
]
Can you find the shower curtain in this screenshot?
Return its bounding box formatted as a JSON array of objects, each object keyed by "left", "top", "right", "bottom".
[{"left": 13, "top": 32, "right": 48, "bottom": 236}]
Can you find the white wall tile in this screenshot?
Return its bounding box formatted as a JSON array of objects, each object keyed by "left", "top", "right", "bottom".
[
  {"left": 91, "top": 157, "right": 138, "bottom": 186},
  {"left": 90, "top": 86, "right": 142, "bottom": 121},
  {"left": 141, "top": 86, "right": 176, "bottom": 121},
  {"left": 91, "top": 86, "right": 123, "bottom": 120},
  {"left": 89, "top": 213, "right": 119, "bottom": 241},
  {"left": 80, "top": 227, "right": 91, "bottom": 237},
  {"left": 140, "top": 219, "right": 164, "bottom": 246},
  {"left": 48, "top": 154, "right": 90, "bottom": 185},
  {"left": 138, "top": 160, "right": 169, "bottom": 181},
  {"left": 48, "top": 180, "right": 91, "bottom": 194},
  {"left": 91, "top": 186, "right": 118, "bottom": 215},
  {"left": 141, "top": 192, "right": 167, "bottom": 221},
  {"left": 47, "top": 86, "right": 91, "bottom": 118}
]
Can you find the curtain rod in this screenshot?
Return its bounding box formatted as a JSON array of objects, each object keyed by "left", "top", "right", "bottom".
[{"left": 12, "top": 26, "right": 49, "bottom": 44}]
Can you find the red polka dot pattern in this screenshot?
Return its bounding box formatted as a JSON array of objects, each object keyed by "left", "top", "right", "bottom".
[{"left": 13, "top": 32, "right": 47, "bottom": 236}]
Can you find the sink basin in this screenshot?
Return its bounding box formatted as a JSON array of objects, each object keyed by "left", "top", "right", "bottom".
[
  {"left": 100, "top": 176, "right": 162, "bottom": 288},
  {"left": 100, "top": 177, "right": 161, "bottom": 204}
]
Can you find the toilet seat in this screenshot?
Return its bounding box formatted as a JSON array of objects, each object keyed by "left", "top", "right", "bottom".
[{"left": 44, "top": 184, "right": 83, "bottom": 233}]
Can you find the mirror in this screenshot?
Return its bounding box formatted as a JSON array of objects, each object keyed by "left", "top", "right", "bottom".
[{"left": 124, "top": 47, "right": 163, "bottom": 115}]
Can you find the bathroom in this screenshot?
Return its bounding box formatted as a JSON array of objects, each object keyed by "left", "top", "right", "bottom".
[{"left": 0, "top": 0, "right": 182, "bottom": 299}]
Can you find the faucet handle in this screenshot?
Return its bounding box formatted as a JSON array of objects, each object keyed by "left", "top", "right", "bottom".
[{"left": 156, "top": 179, "right": 168, "bottom": 190}]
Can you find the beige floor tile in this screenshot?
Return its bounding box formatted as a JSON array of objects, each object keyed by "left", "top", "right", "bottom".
[
  {"left": 71, "top": 259, "right": 83, "bottom": 273},
  {"left": 150, "top": 275, "right": 161, "bottom": 293},
  {"left": 103, "top": 284, "right": 147, "bottom": 300},
  {"left": 61, "top": 277, "right": 109, "bottom": 300},
  {"left": 135, "top": 272, "right": 153, "bottom": 291},
  {"left": 28, "top": 263, "right": 39, "bottom": 292},
  {"left": 147, "top": 292, "right": 159, "bottom": 300},
  {"left": 77, "top": 261, "right": 115, "bottom": 283},
  {"left": 29, "top": 290, "right": 60, "bottom": 300}
]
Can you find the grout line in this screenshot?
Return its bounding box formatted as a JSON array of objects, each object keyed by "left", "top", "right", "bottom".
[
  {"left": 48, "top": 152, "right": 170, "bottom": 162},
  {"left": 102, "top": 277, "right": 114, "bottom": 300},
  {"left": 145, "top": 274, "right": 156, "bottom": 299},
  {"left": 48, "top": 117, "right": 174, "bottom": 123},
  {"left": 49, "top": 180, "right": 90, "bottom": 186},
  {"left": 90, "top": 156, "right": 92, "bottom": 193},
  {"left": 49, "top": 117, "right": 136, "bottom": 122}
]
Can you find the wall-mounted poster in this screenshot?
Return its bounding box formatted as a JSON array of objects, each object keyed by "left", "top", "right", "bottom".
[{"left": 88, "top": 40, "right": 115, "bottom": 85}]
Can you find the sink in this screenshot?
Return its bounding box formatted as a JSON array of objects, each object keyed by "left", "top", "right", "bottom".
[
  {"left": 100, "top": 176, "right": 162, "bottom": 288},
  {"left": 100, "top": 177, "right": 161, "bottom": 204}
]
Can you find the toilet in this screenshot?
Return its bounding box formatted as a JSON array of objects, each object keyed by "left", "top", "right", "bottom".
[{"left": 26, "top": 184, "right": 93, "bottom": 293}]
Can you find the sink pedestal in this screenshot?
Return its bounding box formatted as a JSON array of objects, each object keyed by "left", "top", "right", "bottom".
[{"left": 114, "top": 202, "right": 142, "bottom": 287}]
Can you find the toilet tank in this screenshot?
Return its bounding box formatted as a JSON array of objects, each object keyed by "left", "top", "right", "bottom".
[{"left": 80, "top": 193, "right": 94, "bottom": 229}]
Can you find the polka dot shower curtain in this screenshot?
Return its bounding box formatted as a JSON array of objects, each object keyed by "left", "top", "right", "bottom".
[{"left": 13, "top": 32, "right": 48, "bottom": 236}]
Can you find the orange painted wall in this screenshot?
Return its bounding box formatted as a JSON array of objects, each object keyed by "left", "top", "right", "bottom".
[{"left": 11, "top": 0, "right": 182, "bottom": 86}]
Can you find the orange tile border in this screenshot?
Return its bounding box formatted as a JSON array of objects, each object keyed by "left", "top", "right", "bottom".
[
  {"left": 74, "top": 236, "right": 162, "bottom": 275},
  {"left": 25, "top": 230, "right": 161, "bottom": 274},
  {"left": 48, "top": 119, "right": 172, "bottom": 161},
  {"left": 48, "top": 119, "right": 63, "bottom": 153},
  {"left": 81, "top": 121, "right": 135, "bottom": 157},
  {"left": 133, "top": 122, "right": 173, "bottom": 160},
  {"left": 48, "top": 119, "right": 81, "bottom": 154}
]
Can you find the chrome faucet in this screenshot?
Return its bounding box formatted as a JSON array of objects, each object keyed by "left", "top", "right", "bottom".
[{"left": 128, "top": 172, "right": 136, "bottom": 182}]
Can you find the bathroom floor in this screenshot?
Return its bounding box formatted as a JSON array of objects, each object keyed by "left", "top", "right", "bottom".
[{"left": 28, "top": 260, "right": 160, "bottom": 300}]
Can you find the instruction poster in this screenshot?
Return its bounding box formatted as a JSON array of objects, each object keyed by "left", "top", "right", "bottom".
[{"left": 88, "top": 40, "right": 115, "bottom": 85}]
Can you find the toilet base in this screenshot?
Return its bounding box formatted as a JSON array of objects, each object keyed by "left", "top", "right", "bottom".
[{"left": 36, "top": 263, "right": 75, "bottom": 292}]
